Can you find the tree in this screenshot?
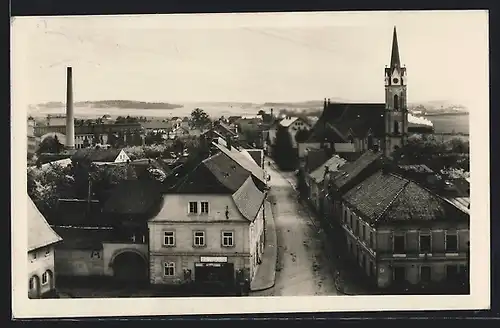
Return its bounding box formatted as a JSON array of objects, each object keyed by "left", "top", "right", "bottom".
[
  {"left": 92, "top": 133, "right": 100, "bottom": 146},
  {"left": 37, "top": 135, "right": 64, "bottom": 154},
  {"left": 82, "top": 136, "right": 90, "bottom": 149},
  {"left": 189, "top": 108, "right": 211, "bottom": 130},
  {"left": 27, "top": 163, "right": 75, "bottom": 218},
  {"left": 273, "top": 126, "right": 296, "bottom": 171},
  {"left": 295, "top": 129, "right": 310, "bottom": 143}
]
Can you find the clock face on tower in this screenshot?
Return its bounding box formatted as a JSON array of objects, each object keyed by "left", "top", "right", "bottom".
[{"left": 393, "top": 78, "right": 399, "bottom": 84}]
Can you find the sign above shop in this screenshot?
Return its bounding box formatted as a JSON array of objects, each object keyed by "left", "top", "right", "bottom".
[
  {"left": 200, "top": 256, "right": 228, "bottom": 263},
  {"left": 195, "top": 263, "right": 222, "bottom": 267}
]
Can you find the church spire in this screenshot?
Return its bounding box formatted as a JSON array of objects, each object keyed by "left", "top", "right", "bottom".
[{"left": 390, "top": 26, "right": 401, "bottom": 68}]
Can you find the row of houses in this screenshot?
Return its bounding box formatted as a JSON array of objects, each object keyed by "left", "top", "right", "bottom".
[
  {"left": 27, "top": 115, "right": 202, "bottom": 156},
  {"left": 300, "top": 149, "right": 470, "bottom": 291},
  {"left": 27, "top": 127, "right": 268, "bottom": 297}
]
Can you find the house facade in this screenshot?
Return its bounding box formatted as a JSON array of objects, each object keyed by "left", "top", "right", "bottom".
[
  {"left": 340, "top": 169, "right": 469, "bottom": 290},
  {"left": 28, "top": 197, "right": 63, "bottom": 298},
  {"left": 148, "top": 153, "right": 266, "bottom": 289},
  {"left": 306, "top": 155, "right": 347, "bottom": 214},
  {"left": 268, "top": 116, "right": 311, "bottom": 151}
]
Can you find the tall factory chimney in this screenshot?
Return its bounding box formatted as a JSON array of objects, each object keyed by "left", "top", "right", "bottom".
[{"left": 65, "top": 67, "right": 75, "bottom": 149}]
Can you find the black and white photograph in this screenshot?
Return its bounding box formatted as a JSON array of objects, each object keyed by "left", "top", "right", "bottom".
[{"left": 12, "top": 10, "right": 490, "bottom": 318}]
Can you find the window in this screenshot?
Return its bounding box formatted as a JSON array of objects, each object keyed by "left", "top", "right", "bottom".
[
  {"left": 420, "top": 266, "right": 431, "bottom": 282},
  {"left": 361, "top": 225, "right": 365, "bottom": 240},
  {"left": 222, "top": 231, "right": 234, "bottom": 247},
  {"left": 29, "top": 278, "right": 34, "bottom": 290},
  {"left": 393, "top": 234, "right": 406, "bottom": 253},
  {"left": 163, "top": 231, "right": 175, "bottom": 246},
  {"left": 393, "top": 120, "right": 399, "bottom": 134},
  {"left": 369, "top": 231, "right": 374, "bottom": 249},
  {"left": 343, "top": 209, "right": 347, "bottom": 223},
  {"left": 201, "top": 201, "right": 209, "bottom": 214},
  {"left": 41, "top": 272, "right": 48, "bottom": 285},
  {"left": 194, "top": 231, "right": 206, "bottom": 247},
  {"left": 393, "top": 266, "right": 406, "bottom": 283},
  {"left": 445, "top": 231, "right": 458, "bottom": 252},
  {"left": 164, "top": 262, "right": 175, "bottom": 276},
  {"left": 189, "top": 201, "right": 198, "bottom": 214},
  {"left": 419, "top": 233, "right": 431, "bottom": 253},
  {"left": 355, "top": 219, "right": 359, "bottom": 235},
  {"left": 394, "top": 94, "right": 399, "bottom": 110}
]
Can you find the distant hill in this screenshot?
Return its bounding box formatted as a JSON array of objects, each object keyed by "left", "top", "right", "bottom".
[{"left": 36, "top": 100, "right": 183, "bottom": 110}]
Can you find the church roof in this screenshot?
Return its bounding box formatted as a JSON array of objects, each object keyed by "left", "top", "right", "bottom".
[
  {"left": 308, "top": 103, "right": 386, "bottom": 143},
  {"left": 390, "top": 26, "right": 401, "bottom": 68}
]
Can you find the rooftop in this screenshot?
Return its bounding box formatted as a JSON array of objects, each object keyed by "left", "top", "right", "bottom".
[
  {"left": 232, "top": 176, "right": 266, "bottom": 222},
  {"left": 28, "top": 196, "right": 62, "bottom": 252},
  {"left": 212, "top": 142, "right": 267, "bottom": 189},
  {"left": 331, "top": 150, "right": 383, "bottom": 190},
  {"left": 72, "top": 148, "right": 124, "bottom": 163},
  {"left": 343, "top": 170, "right": 467, "bottom": 225},
  {"left": 308, "top": 103, "right": 386, "bottom": 142},
  {"left": 309, "top": 155, "right": 347, "bottom": 184},
  {"left": 279, "top": 117, "right": 299, "bottom": 128}
]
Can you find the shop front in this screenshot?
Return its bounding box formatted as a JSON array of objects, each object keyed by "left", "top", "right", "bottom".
[{"left": 194, "top": 256, "right": 234, "bottom": 286}]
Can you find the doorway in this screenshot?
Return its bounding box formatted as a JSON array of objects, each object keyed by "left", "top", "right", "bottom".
[{"left": 195, "top": 263, "right": 235, "bottom": 286}]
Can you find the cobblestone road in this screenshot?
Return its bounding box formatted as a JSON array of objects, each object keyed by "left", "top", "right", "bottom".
[{"left": 251, "top": 160, "right": 340, "bottom": 296}]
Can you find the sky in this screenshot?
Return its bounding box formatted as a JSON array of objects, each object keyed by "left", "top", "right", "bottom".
[{"left": 12, "top": 11, "right": 489, "bottom": 109}]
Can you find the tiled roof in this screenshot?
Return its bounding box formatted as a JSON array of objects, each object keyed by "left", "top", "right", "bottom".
[
  {"left": 212, "top": 142, "right": 267, "bottom": 188},
  {"left": 28, "top": 196, "right": 62, "bottom": 251},
  {"left": 331, "top": 150, "right": 383, "bottom": 190},
  {"left": 72, "top": 148, "right": 123, "bottom": 163},
  {"left": 175, "top": 161, "right": 235, "bottom": 194},
  {"left": 309, "top": 155, "right": 347, "bottom": 184},
  {"left": 309, "top": 103, "right": 386, "bottom": 142},
  {"left": 343, "top": 170, "right": 457, "bottom": 224},
  {"left": 102, "top": 180, "right": 164, "bottom": 216},
  {"left": 232, "top": 176, "right": 266, "bottom": 222},
  {"left": 202, "top": 152, "right": 252, "bottom": 193}
]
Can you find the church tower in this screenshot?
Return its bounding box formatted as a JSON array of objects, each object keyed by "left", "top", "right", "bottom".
[{"left": 384, "top": 27, "right": 408, "bottom": 157}]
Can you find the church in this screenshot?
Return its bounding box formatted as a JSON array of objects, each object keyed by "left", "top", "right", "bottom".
[{"left": 305, "top": 27, "right": 416, "bottom": 158}]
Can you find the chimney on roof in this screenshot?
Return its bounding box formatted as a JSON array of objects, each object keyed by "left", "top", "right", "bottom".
[
  {"left": 323, "top": 98, "right": 327, "bottom": 109},
  {"left": 327, "top": 98, "right": 331, "bottom": 106},
  {"left": 65, "top": 67, "right": 75, "bottom": 149}
]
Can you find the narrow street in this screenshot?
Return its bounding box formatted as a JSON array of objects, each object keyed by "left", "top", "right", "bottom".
[{"left": 252, "top": 160, "right": 340, "bottom": 296}]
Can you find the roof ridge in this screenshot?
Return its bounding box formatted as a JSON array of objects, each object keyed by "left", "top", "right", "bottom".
[{"left": 374, "top": 177, "right": 411, "bottom": 223}]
